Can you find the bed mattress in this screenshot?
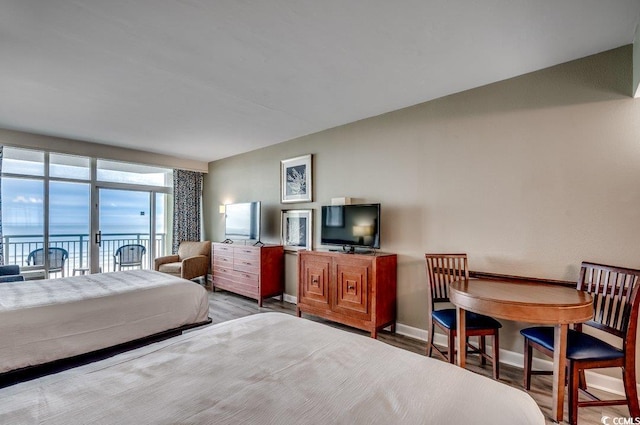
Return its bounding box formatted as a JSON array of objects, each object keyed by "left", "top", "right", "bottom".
[
  {"left": 0, "top": 313, "right": 544, "bottom": 424},
  {"left": 0, "top": 269, "right": 210, "bottom": 373}
]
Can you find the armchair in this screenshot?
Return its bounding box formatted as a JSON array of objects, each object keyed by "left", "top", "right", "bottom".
[{"left": 154, "top": 241, "right": 210, "bottom": 281}]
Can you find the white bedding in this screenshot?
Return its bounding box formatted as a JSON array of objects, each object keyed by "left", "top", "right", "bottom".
[
  {"left": 0, "top": 270, "right": 210, "bottom": 373},
  {"left": 0, "top": 313, "right": 544, "bottom": 424}
]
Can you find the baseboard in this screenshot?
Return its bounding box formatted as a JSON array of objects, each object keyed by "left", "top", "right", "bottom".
[
  {"left": 282, "top": 293, "right": 297, "bottom": 305},
  {"left": 278, "top": 299, "right": 632, "bottom": 396}
]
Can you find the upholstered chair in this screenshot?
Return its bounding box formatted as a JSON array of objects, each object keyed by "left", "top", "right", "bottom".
[{"left": 154, "top": 241, "right": 210, "bottom": 281}]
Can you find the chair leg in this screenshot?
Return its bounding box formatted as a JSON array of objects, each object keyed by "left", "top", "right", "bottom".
[
  {"left": 579, "top": 370, "right": 587, "bottom": 390},
  {"left": 492, "top": 331, "right": 500, "bottom": 380},
  {"left": 480, "top": 336, "right": 487, "bottom": 366},
  {"left": 523, "top": 339, "right": 533, "bottom": 390},
  {"left": 448, "top": 330, "right": 456, "bottom": 364},
  {"left": 622, "top": 361, "right": 640, "bottom": 419},
  {"left": 568, "top": 361, "right": 579, "bottom": 425},
  {"left": 426, "top": 316, "right": 434, "bottom": 357}
]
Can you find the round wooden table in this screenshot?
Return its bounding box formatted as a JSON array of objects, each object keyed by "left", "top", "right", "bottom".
[{"left": 449, "top": 279, "right": 593, "bottom": 423}]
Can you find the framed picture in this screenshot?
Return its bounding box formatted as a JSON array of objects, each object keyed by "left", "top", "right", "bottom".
[
  {"left": 281, "top": 209, "right": 312, "bottom": 251},
  {"left": 281, "top": 154, "right": 312, "bottom": 203}
]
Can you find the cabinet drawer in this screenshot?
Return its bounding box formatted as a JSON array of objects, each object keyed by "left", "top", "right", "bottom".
[
  {"left": 234, "top": 257, "right": 260, "bottom": 273},
  {"left": 213, "top": 265, "right": 234, "bottom": 280},
  {"left": 212, "top": 275, "right": 236, "bottom": 288},
  {"left": 213, "top": 244, "right": 234, "bottom": 255},
  {"left": 233, "top": 247, "right": 260, "bottom": 261},
  {"left": 234, "top": 270, "right": 259, "bottom": 286},
  {"left": 228, "top": 270, "right": 259, "bottom": 296},
  {"left": 214, "top": 256, "right": 234, "bottom": 267}
]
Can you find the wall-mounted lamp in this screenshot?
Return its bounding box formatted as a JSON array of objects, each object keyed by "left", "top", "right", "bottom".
[{"left": 219, "top": 205, "right": 226, "bottom": 214}]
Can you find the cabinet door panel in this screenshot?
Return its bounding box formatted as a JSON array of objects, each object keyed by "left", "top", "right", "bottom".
[
  {"left": 333, "top": 260, "right": 370, "bottom": 318},
  {"left": 299, "top": 257, "right": 331, "bottom": 307}
]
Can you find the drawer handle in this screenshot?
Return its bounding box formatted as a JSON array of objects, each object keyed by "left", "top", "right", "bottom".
[
  {"left": 347, "top": 285, "right": 355, "bottom": 290},
  {"left": 222, "top": 258, "right": 229, "bottom": 262},
  {"left": 243, "top": 261, "right": 252, "bottom": 265},
  {"left": 312, "top": 278, "right": 318, "bottom": 284},
  {"left": 244, "top": 274, "right": 252, "bottom": 279},
  {"left": 243, "top": 250, "right": 252, "bottom": 253}
]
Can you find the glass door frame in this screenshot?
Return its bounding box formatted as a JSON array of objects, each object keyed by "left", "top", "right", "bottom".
[{"left": 91, "top": 180, "right": 171, "bottom": 274}]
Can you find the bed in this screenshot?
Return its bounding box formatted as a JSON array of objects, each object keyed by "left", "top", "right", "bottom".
[
  {"left": 0, "top": 313, "right": 544, "bottom": 424},
  {"left": 0, "top": 269, "right": 210, "bottom": 376}
]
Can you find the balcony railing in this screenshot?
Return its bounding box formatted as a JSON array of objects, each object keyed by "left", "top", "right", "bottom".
[{"left": 2, "top": 233, "right": 167, "bottom": 277}]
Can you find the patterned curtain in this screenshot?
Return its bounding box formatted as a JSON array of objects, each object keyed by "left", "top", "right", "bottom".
[
  {"left": 0, "top": 146, "right": 3, "bottom": 265},
  {"left": 172, "top": 169, "right": 203, "bottom": 253}
]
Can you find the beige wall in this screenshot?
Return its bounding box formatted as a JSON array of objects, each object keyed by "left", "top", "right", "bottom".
[{"left": 203, "top": 46, "right": 639, "bottom": 363}]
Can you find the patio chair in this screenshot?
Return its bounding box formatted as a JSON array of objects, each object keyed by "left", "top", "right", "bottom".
[
  {"left": 114, "top": 244, "right": 146, "bottom": 271},
  {"left": 27, "top": 247, "right": 69, "bottom": 277}
]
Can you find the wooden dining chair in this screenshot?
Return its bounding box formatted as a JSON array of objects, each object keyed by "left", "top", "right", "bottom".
[
  {"left": 425, "top": 253, "right": 501, "bottom": 379},
  {"left": 521, "top": 262, "right": 640, "bottom": 425}
]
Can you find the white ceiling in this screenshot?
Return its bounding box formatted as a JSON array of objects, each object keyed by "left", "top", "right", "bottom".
[{"left": 1, "top": 1, "right": 639, "bottom": 163}]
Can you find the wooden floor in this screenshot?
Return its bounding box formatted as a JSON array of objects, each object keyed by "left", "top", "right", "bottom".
[{"left": 207, "top": 289, "right": 631, "bottom": 425}]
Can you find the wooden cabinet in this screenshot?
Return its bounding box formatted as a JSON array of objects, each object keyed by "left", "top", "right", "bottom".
[
  {"left": 211, "top": 243, "right": 284, "bottom": 307},
  {"left": 297, "top": 250, "right": 397, "bottom": 338}
]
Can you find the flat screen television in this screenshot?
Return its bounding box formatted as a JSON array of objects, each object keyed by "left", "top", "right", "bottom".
[
  {"left": 224, "top": 202, "right": 261, "bottom": 240},
  {"left": 321, "top": 203, "right": 380, "bottom": 250}
]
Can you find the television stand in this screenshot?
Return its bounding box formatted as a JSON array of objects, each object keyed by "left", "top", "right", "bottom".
[{"left": 297, "top": 250, "right": 397, "bottom": 338}]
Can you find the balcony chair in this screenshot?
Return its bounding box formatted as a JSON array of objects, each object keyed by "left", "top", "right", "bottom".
[
  {"left": 27, "top": 247, "right": 69, "bottom": 277},
  {"left": 425, "top": 253, "right": 501, "bottom": 379},
  {"left": 114, "top": 244, "right": 146, "bottom": 271},
  {"left": 0, "top": 264, "right": 24, "bottom": 283},
  {"left": 154, "top": 241, "right": 210, "bottom": 281},
  {"left": 521, "top": 262, "right": 640, "bottom": 425}
]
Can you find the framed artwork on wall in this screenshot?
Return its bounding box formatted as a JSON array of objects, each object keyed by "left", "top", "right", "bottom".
[
  {"left": 281, "top": 209, "right": 312, "bottom": 251},
  {"left": 281, "top": 154, "right": 312, "bottom": 203}
]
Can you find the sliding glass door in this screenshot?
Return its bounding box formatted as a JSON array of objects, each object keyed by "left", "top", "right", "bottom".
[
  {"left": 97, "top": 188, "right": 151, "bottom": 273},
  {"left": 1, "top": 147, "right": 173, "bottom": 279}
]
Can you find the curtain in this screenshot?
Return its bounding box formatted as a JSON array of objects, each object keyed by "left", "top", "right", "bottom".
[{"left": 172, "top": 169, "right": 203, "bottom": 254}]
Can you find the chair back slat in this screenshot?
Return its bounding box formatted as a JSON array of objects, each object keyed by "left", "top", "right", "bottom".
[
  {"left": 425, "top": 254, "right": 469, "bottom": 309},
  {"left": 578, "top": 262, "right": 640, "bottom": 340}
]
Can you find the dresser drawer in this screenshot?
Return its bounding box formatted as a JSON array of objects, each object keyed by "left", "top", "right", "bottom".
[
  {"left": 234, "top": 257, "right": 260, "bottom": 273},
  {"left": 234, "top": 270, "right": 259, "bottom": 286},
  {"left": 233, "top": 247, "right": 260, "bottom": 261},
  {"left": 229, "top": 270, "right": 259, "bottom": 297},
  {"left": 213, "top": 244, "right": 234, "bottom": 257},
  {"left": 214, "top": 256, "right": 234, "bottom": 268},
  {"left": 212, "top": 275, "right": 236, "bottom": 289},
  {"left": 213, "top": 264, "right": 234, "bottom": 280}
]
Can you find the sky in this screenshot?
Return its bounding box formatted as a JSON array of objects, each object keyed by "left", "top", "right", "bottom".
[{"left": 2, "top": 179, "right": 166, "bottom": 237}]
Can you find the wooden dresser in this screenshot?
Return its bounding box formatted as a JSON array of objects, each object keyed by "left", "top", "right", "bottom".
[
  {"left": 297, "top": 250, "right": 397, "bottom": 338},
  {"left": 211, "top": 243, "right": 284, "bottom": 307}
]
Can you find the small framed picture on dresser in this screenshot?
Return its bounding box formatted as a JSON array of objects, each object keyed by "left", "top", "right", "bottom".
[
  {"left": 281, "top": 154, "right": 312, "bottom": 203},
  {"left": 281, "top": 209, "right": 312, "bottom": 251}
]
